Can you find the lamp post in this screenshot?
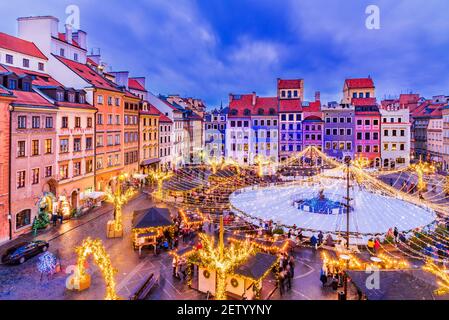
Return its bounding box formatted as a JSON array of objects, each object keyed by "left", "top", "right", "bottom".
[{"left": 342, "top": 158, "right": 353, "bottom": 300}]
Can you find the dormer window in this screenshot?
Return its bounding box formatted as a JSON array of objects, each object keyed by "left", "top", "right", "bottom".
[
  {"left": 38, "top": 63, "right": 45, "bottom": 71},
  {"left": 60, "top": 48, "right": 65, "bottom": 57},
  {"left": 23, "top": 59, "right": 30, "bottom": 68},
  {"left": 56, "top": 91, "right": 64, "bottom": 102},
  {"left": 68, "top": 94, "right": 75, "bottom": 103},
  {"left": 243, "top": 109, "right": 251, "bottom": 116},
  {"left": 79, "top": 94, "right": 85, "bottom": 104},
  {"left": 74, "top": 53, "right": 78, "bottom": 62},
  {"left": 8, "top": 79, "right": 17, "bottom": 90},
  {"left": 258, "top": 108, "right": 264, "bottom": 115},
  {"left": 22, "top": 82, "right": 31, "bottom": 91}
]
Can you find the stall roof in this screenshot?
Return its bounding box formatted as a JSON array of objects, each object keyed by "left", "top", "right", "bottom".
[
  {"left": 347, "top": 270, "right": 449, "bottom": 300},
  {"left": 234, "top": 253, "right": 278, "bottom": 280},
  {"left": 133, "top": 207, "right": 173, "bottom": 229}
]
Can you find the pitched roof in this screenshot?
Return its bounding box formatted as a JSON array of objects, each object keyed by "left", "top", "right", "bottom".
[
  {"left": 345, "top": 78, "right": 375, "bottom": 89},
  {"left": 55, "top": 33, "right": 82, "bottom": 49},
  {"left": 279, "top": 99, "right": 302, "bottom": 112},
  {"left": 303, "top": 100, "right": 322, "bottom": 112},
  {"left": 352, "top": 97, "right": 377, "bottom": 106},
  {"left": 228, "top": 94, "right": 254, "bottom": 118},
  {"left": 0, "top": 64, "right": 62, "bottom": 87},
  {"left": 278, "top": 79, "right": 303, "bottom": 89},
  {"left": 132, "top": 207, "right": 173, "bottom": 229},
  {"left": 10, "top": 90, "right": 55, "bottom": 108},
  {"left": 0, "top": 32, "right": 48, "bottom": 60},
  {"left": 0, "top": 85, "right": 13, "bottom": 96},
  {"left": 56, "top": 101, "right": 96, "bottom": 110},
  {"left": 128, "top": 78, "right": 147, "bottom": 92},
  {"left": 303, "top": 115, "right": 323, "bottom": 122},
  {"left": 253, "top": 97, "right": 278, "bottom": 115},
  {"left": 54, "top": 55, "right": 120, "bottom": 92},
  {"left": 234, "top": 253, "right": 278, "bottom": 280}
]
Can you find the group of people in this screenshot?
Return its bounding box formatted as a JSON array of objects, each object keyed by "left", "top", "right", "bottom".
[
  {"left": 278, "top": 253, "right": 295, "bottom": 296},
  {"left": 320, "top": 260, "right": 345, "bottom": 290}
]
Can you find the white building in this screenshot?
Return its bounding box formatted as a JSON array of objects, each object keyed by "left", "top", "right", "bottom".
[
  {"left": 427, "top": 114, "right": 444, "bottom": 164},
  {"left": 380, "top": 108, "right": 411, "bottom": 169}
]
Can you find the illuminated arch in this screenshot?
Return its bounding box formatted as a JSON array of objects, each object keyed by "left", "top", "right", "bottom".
[{"left": 73, "top": 237, "right": 120, "bottom": 300}]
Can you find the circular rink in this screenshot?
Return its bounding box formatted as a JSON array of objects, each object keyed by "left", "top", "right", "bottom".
[{"left": 229, "top": 179, "right": 437, "bottom": 235}]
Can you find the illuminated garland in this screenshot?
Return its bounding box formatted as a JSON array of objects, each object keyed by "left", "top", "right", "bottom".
[
  {"left": 423, "top": 259, "right": 449, "bottom": 295},
  {"left": 71, "top": 237, "right": 119, "bottom": 300}
]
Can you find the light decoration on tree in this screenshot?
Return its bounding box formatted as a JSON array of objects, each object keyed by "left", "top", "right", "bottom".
[
  {"left": 207, "top": 157, "right": 223, "bottom": 174},
  {"left": 69, "top": 237, "right": 120, "bottom": 300},
  {"left": 410, "top": 160, "right": 436, "bottom": 192},
  {"left": 423, "top": 259, "right": 449, "bottom": 295},
  {"left": 196, "top": 230, "right": 255, "bottom": 300},
  {"left": 105, "top": 173, "right": 136, "bottom": 237},
  {"left": 148, "top": 169, "right": 173, "bottom": 198},
  {"left": 224, "top": 158, "right": 241, "bottom": 174},
  {"left": 253, "top": 154, "right": 271, "bottom": 177}
]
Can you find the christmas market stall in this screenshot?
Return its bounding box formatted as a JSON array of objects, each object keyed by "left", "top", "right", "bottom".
[
  {"left": 230, "top": 252, "right": 279, "bottom": 300},
  {"left": 132, "top": 207, "right": 174, "bottom": 254}
]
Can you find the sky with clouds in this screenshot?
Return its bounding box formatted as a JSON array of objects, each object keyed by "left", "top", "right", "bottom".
[{"left": 1, "top": 0, "right": 449, "bottom": 107}]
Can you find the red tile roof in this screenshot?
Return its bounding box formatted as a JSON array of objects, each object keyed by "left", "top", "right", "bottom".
[
  {"left": 352, "top": 97, "right": 377, "bottom": 106},
  {"left": 1, "top": 64, "right": 62, "bottom": 87},
  {"left": 10, "top": 90, "right": 55, "bottom": 108},
  {"left": 0, "top": 32, "right": 48, "bottom": 60},
  {"left": 56, "top": 33, "right": 82, "bottom": 49},
  {"left": 279, "top": 99, "right": 302, "bottom": 112},
  {"left": 144, "top": 103, "right": 173, "bottom": 123},
  {"left": 56, "top": 101, "right": 96, "bottom": 110},
  {"left": 54, "top": 55, "right": 120, "bottom": 92},
  {"left": 86, "top": 57, "right": 98, "bottom": 67},
  {"left": 303, "top": 100, "right": 321, "bottom": 112},
  {"left": 278, "top": 79, "right": 303, "bottom": 89},
  {"left": 345, "top": 78, "right": 375, "bottom": 89},
  {"left": 128, "top": 78, "right": 147, "bottom": 92},
  {"left": 0, "top": 86, "right": 13, "bottom": 96},
  {"left": 228, "top": 94, "right": 278, "bottom": 117}
]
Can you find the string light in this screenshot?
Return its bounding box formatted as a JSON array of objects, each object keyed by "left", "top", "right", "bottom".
[
  {"left": 423, "top": 259, "right": 449, "bottom": 295},
  {"left": 148, "top": 169, "right": 174, "bottom": 197},
  {"left": 410, "top": 160, "right": 436, "bottom": 192},
  {"left": 105, "top": 173, "right": 136, "bottom": 235},
  {"left": 70, "top": 237, "right": 120, "bottom": 300}
]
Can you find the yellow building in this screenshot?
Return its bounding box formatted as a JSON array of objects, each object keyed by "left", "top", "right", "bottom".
[
  {"left": 342, "top": 78, "right": 376, "bottom": 104},
  {"left": 139, "top": 102, "right": 160, "bottom": 172}
]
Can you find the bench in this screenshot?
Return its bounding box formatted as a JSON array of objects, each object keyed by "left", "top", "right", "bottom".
[{"left": 129, "top": 273, "right": 159, "bottom": 300}]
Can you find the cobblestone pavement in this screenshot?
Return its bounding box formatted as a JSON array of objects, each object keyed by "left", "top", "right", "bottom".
[{"left": 0, "top": 191, "right": 344, "bottom": 301}]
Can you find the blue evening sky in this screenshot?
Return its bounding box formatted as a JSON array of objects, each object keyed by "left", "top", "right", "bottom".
[{"left": 1, "top": 0, "right": 449, "bottom": 107}]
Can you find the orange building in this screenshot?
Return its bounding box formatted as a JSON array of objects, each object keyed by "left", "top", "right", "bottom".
[
  {"left": 54, "top": 56, "right": 125, "bottom": 191},
  {"left": 123, "top": 91, "right": 140, "bottom": 175}
]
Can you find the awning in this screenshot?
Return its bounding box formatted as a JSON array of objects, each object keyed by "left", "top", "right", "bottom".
[
  {"left": 83, "top": 191, "right": 105, "bottom": 200},
  {"left": 140, "top": 159, "right": 160, "bottom": 166},
  {"left": 133, "top": 173, "right": 148, "bottom": 180}
]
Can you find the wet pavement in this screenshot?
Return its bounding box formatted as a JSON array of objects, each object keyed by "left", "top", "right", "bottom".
[{"left": 0, "top": 191, "right": 344, "bottom": 301}]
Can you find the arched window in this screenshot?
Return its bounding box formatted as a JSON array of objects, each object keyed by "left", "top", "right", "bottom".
[{"left": 16, "top": 209, "right": 31, "bottom": 230}]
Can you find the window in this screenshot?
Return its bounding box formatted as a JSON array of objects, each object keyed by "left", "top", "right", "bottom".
[
  {"left": 45, "top": 117, "right": 53, "bottom": 128},
  {"left": 86, "top": 137, "right": 93, "bottom": 150},
  {"left": 9, "top": 79, "right": 17, "bottom": 90},
  {"left": 31, "top": 140, "right": 39, "bottom": 156},
  {"left": 74, "top": 53, "right": 78, "bottom": 61},
  {"left": 115, "top": 98, "right": 120, "bottom": 106},
  {"left": 115, "top": 134, "right": 120, "bottom": 145},
  {"left": 45, "top": 166, "right": 52, "bottom": 178},
  {"left": 61, "top": 116, "right": 69, "bottom": 128},
  {"left": 23, "top": 82, "right": 31, "bottom": 91},
  {"left": 17, "top": 141, "right": 26, "bottom": 158},
  {"left": 97, "top": 114, "right": 103, "bottom": 125},
  {"left": 96, "top": 136, "right": 104, "bottom": 147},
  {"left": 116, "top": 115, "right": 120, "bottom": 125},
  {"left": 365, "top": 119, "right": 370, "bottom": 126},
  {"left": 373, "top": 119, "right": 379, "bottom": 126},
  {"left": 32, "top": 116, "right": 40, "bottom": 129},
  {"left": 108, "top": 97, "right": 113, "bottom": 105},
  {"left": 108, "top": 114, "right": 113, "bottom": 125},
  {"left": 45, "top": 139, "right": 52, "bottom": 154},
  {"left": 60, "top": 48, "right": 65, "bottom": 57},
  {"left": 59, "top": 164, "right": 69, "bottom": 180},
  {"left": 60, "top": 139, "right": 69, "bottom": 153},
  {"left": 32, "top": 168, "right": 39, "bottom": 185},
  {"left": 73, "top": 162, "right": 81, "bottom": 176},
  {"left": 23, "top": 58, "right": 30, "bottom": 68},
  {"left": 6, "top": 54, "right": 13, "bottom": 64},
  {"left": 75, "top": 117, "right": 81, "bottom": 128},
  {"left": 17, "top": 116, "right": 26, "bottom": 129},
  {"left": 73, "top": 138, "right": 81, "bottom": 152},
  {"left": 97, "top": 95, "right": 104, "bottom": 104},
  {"left": 16, "top": 209, "right": 31, "bottom": 229},
  {"left": 17, "top": 171, "right": 26, "bottom": 189},
  {"left": 86, "top": 159, "right": 93, "bottom": 174},
  {"left": 38, "top": 62, "right": 45, "bottom": 71}
]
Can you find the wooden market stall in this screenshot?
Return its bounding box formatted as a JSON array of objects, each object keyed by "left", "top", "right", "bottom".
[{"left": 132, "top": 207, "right": 174, "bottom": 255}]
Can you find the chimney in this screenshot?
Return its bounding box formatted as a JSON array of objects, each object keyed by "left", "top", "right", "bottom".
[
  {"left": 72, "top": 30, "right": 87, "bottom": 50},
  {"left": 252, "top": 92, "right": 257, "bottom": 106},
  {"left": 315, "top": 91, "right": 321, "bottom": 102},
  {"left": 65, "top": 24, "right": 73, "bottom": 44},
  {"left": 109, "top": 71, "right": 129, "bottom": 88},
  {"left": 229, "top": 94, "right": 233, "bottom": 103}
]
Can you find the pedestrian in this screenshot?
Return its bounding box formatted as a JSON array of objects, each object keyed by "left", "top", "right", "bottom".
[
  {"left": 52, "top": 212, "right": 58, "bottom": 227},
  {"left": 278, "top": 270, "right": 286, "bottom": 296},
  {"left": 318, "top": 231, "right": 324, "bottom": 246},
  {"left": 288, "top": 256, "right": 295, "bottom": 278},
  {"left": 285, "top": 264, "right": 292, "bottom": 291},
  {"left": 310, "top": 234, "right": 318, "bottom": 249},
  {"left": 393, "top": 227, "right": 399, "bottom": 242},
  {"left": 374, "top": 237, "right": 381, "bottom": 253},
  {"left": 320, "top": 268, "right": 328, "bottom": 287}
]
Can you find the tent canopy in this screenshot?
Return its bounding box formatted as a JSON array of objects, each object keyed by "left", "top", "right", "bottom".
[{"left": 132, "top": 207, "right": 173, "bottom": 230}]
